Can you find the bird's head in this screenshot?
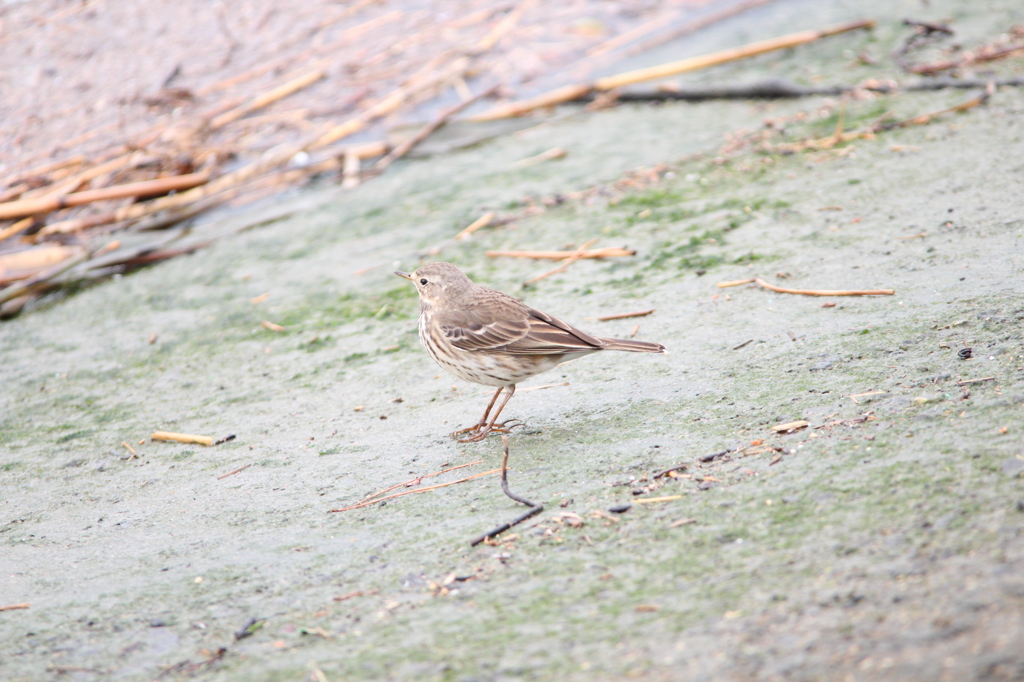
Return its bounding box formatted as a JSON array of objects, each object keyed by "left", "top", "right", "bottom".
[{"left": 395, "top": 262, "right": 474, "bottom": 308}]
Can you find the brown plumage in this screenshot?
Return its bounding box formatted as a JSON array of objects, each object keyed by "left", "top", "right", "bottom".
[{"left": 396, "top": 262, "right": 666, "bottom": 442}]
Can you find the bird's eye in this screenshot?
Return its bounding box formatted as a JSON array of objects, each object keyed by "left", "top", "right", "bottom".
[{"left": 420, "top": 278, "right": 428, "bottom": 285}]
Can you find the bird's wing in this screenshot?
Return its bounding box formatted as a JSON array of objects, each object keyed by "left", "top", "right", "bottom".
[{"left": 437, "top": 290, "right": 603, "bottom": 355}]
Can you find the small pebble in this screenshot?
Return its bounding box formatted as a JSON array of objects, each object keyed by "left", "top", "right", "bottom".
[
  {"left": 608, "top": 504, "right": 632, "bottom": 514},
  {"left": 999, "top": 458, "right": 1024, "bottom": 479}
]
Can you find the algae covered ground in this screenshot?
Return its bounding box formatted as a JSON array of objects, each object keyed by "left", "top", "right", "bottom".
[{"left": 2, "top": 0, "right": 1024, "bottom": 680}]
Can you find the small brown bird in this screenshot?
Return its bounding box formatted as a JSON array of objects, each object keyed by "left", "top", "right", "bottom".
[{"left": 396, "top": 262, "right": 666, "bottom": 442}]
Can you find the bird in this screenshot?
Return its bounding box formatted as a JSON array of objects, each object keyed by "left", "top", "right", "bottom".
[{"left": 396, "top": 262, "right": 666, "bottom": 442}]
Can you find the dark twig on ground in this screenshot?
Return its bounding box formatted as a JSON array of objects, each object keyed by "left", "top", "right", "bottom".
[
  {"left": 894, "top": 17, "right": 955, "bottom": 71},
  {"left": 593, "top": 76, "right": 1024, "bottom": 103},
  {"left": 698, "top": 449, "right": 733, "bottom": 463},
  {"left": 653, "top": 463, "right": 689, "bottom": 479},
  {"left": 470, "top": 435, "right": 543, "bottom": 546}
]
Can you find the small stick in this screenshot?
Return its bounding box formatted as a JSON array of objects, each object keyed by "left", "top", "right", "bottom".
[
  {"left": 332, "top": 590, "right": 364, "bottom": 602},
  {"left": 487, "top": 246, "right": 634, "bottom": 260},
  {"left": 0, "top": 172, "right": 212, "bottom": 221},
  {"left": 341, "top": 150, "right": 362, "bottom": 189},
  {"left": 330, "top": 469, "right": 499, "bottom": 512},
  {"left": 653, "top": 464, "right": 688, "bottom": 479},
  {"left": 596, "top": 19, "right": 875, "bottom": 90},
  {"left": 210, "top": 67, "right": 327, "bottom": 129},
  {"left": 374, "top": 84, "right": 498, "bottom": 172},
  {"left": 633, "top": 495, "right": 683, "bottom": 504},
  {"left": 359, "top": 460, "right": 484, "bottom": 503},
  {"left": 629, "top": 324, "right": 640, "bottom": 338},
  {"left": 957, "top": 377, "right": 995, "bottom": 386},
  {"left": 470, "top": 435, "right": 544, "bottom": 546},
  {"left": 699, "top": 449, "right": 733, "bottom": 463},
  {"left": 151, "top": 431, "right": 216, "bottom": 446},
  {"left": 2, "top": 155, "right": 85, "bottom": 186},
  {"left": 733, "top": 339, "right": 754, "bottom": 350},
  {"left": 910, "top": 43, "right": 1024, "bottom": 76},
  {"left": 509, "top": 147, "right": 567, "bottom": 169},
  {"left": 0, "top": 184, "right": 30, "bottom": 204},
  {"left": 121, "top": 441, "right": 138, "bottom": 459},
  {"left": 455, "top": 212, "right": 496, "bottom": 240},
  {"left": 0, "top": 217, "right": 34, "bottom": 242},
  {"left": 468, "top": 19, "right": 874, "bottom": 121},
  {"left": 0, "top": 603, "right": 30, "bottom": 611},
  {"left": 18, "top": 152, "right": 138, "bottom": 202},
  {"left": 37, "top": 212, "right": 121, "bottom": 238},
  {"left": 473, "top": 0, "right": 537, "bottom": 52},
  {"left": 217, "top": 463, "right": 252, "bottom": 480},
  {"left": 587, "top": 9, "right": 682, "bottom": 57},
  {"left": 718, "top": 277, "right": 894, "bottom": 297},
  {"left": 607, "top": 76, "right": 1024, "bottom": 103},
  {"left": 523, "top": 238, "right": 599, "bottom": 286},
  {"left": 0, "top": 247, "right": 92, "bottom": 305},
  {"left": 772, "top": 420, "right": 809, "bottom": 433},
  {"left": 597, "top": 309, "right": 655, "bottom": 321},
  {"left": 848, "top": 390, "right": 887, "bottom": 403},
  {"left": 468, "top": 84, "right": 594, "bottom": 122}
]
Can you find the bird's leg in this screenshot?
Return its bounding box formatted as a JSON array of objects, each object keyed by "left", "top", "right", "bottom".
[
  {"left": 455, "top": 385, "right": 520, "bottom": 443},
  {"left": 451, "top": 386, "right": 504, "bottom": 438},
  {"left": 484, "top": 384, "right": 519, "bottom": 433}
]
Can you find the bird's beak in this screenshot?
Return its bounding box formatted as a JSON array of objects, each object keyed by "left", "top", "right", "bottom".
[{"left": 395, "top": 271, "right": 413, "bottom": 281}]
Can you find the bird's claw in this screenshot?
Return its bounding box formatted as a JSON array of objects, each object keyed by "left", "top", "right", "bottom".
[{"left": 451, "top": 419, "right": 524, "bottom": 443}]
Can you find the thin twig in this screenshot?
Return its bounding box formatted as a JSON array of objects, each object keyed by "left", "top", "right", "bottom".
[
  {"left": 509, "top": 147, "right": 567, "bottom": 168},
  {"left": 602, "top": 77, "right": 1024, "bottom": 103},
  {"left": 210, "top": 66, "right": 327, "bottom": 129},
  {"left": 374, "top": 84, "right": 498, "bottom": 172},
  {"left": 358, "top": 460, "right": 484, "bottom": 504},
  {"left": 653, "top": 464, "right": 688, "bottom": 479},
  {"left": 523, "top": 238, "right": 598, "bottom": 286},
  {"left": 717, "top": 277, "right": 894, "bottom": 296},
  {"left": 470, "top": 435, "right": 543, "bottom": 546},
  {"left": 0, "top": 247, "right": 92, "bottom": 305},
  {"left": 0, "top": 172, "right": 211, "bottom": 221},
  {"left": 468, "top": 19, "right": 874, "bottom": 121},
  {"left": 487, "top": 246, "right": 634, "bottom": 260},
  {"left": 473, "top": 0, "right": 537, "bottom": 52},
  {"left": 957, "top": 377, "right": 995, "bottom": 386},
  {"left": 330, "top": 469, "right": 500, "bottom": 512},
  {"left": 151, "top": 431, "right": 215, "bottom": 446},
  {"left": 0, "top": 603, "right": 30, "bottom": 611},
  {"left": 597, "top": 309, "right": 654, "bottom": 321},
  {"left": 217, "top": 463, "right": 252, "bottom": 480},
  {"left": 455, "top": 212, "right": 495, "bottom": 240},
  {"left": 849, "top": 390, "right": 888, "bottom": 403}
]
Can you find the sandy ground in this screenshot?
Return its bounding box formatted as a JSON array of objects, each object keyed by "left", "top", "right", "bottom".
[{"left": 2, "top": 0, "right": 1024, "bottom": 680}]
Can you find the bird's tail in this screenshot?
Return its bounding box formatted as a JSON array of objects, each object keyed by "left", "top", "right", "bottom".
[{"left": 599, "top": 337, "right": 666, "bottom": 353}]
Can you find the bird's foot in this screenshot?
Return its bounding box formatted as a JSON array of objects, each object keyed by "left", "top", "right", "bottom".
[{"left": 452, "top": 419, "right": 524, "bottom": 443}]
